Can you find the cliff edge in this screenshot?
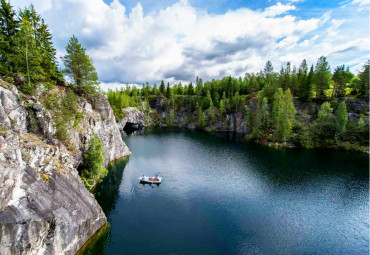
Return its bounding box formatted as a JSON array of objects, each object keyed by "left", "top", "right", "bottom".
[{"left": 0, "top": 81, "right": 130, "bottom": 254}]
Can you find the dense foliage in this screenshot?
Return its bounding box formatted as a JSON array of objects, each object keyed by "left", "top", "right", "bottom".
[
  {"left": 0, "top": 1, "right": 100, "bottom": 97},
  {"left": 108, "top": 59, "right": 369, "bottom": 151},
  {"left": 62, "top": 35, "right": 99, "bottom": 97},
  {"left": 81, "top": 136, "right": 108, "bottom": 189},
  {"left": 0, "top": 2, "right": 61, "bottom": 92}
]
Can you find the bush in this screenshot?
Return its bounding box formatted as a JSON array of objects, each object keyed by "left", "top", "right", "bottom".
[
  {"left": 4, "top": 77, "right": 14, "bottom": 84},
  {"left": 81, "top": 136, "right": 108, "bottom": 189}
]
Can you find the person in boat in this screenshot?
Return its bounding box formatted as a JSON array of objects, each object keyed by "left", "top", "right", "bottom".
[
  {"left": 142, "top": 175, "right": 145, "bottom": 180},
  {"left": 156, "top": 175, "right": 159, "bottom": 181}
]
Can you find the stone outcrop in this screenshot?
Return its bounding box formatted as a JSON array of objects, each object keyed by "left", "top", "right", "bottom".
[
  {"left": 0, "top": 81, "right": 130, "bottom": 255},
  {"left": 117, "top": 107, "right": 147, "bottom": 133}
]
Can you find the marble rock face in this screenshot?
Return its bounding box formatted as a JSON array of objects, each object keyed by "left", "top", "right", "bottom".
[{"left": 0, "top": 82, "right": 130, "bottom": 254}]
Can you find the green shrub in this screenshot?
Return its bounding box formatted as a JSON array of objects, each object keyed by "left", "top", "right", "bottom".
[
  {"left": 4, "top": 77, "right": 14, "bottom": 84},
  {"left": 81, "top": 136, "right": 108, "bottom": 189}
]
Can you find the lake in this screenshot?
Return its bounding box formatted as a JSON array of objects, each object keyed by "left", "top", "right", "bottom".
[{"left": 88, "top": 129, "right": 369, "bottom": 255}]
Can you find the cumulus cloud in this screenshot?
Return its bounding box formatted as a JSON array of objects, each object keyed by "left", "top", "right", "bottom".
[
  {"left": 12, "top": 0, "right": 369, "bottom": 89},
  {"left": 263, "top": 2, "right": 296, "bottom": 17}
]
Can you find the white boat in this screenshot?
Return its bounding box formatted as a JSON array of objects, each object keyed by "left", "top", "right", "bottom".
[{"left": 139, "top": 176, "right": 162, "bottom": 184}]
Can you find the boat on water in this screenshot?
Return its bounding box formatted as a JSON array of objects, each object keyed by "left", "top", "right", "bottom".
[{"left": 139, "top": 175, "right": 162, "bottom": 184}]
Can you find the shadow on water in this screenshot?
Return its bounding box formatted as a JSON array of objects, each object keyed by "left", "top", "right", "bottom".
[
  {"left": 81, "top": 158, "right": 129, "bottom": 255},
  {"left": 84, "top": 128, "right": 368, "bottom": 255},
  {"left": 141, "top": 128, "right": 368, "bottom": 181},
  {"left": 95, "top": 158, "right": 129, "bottom": 215}
]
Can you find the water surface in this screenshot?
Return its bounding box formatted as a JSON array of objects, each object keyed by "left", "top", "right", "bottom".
[{"left": 91, "top": 129, "right": 369, "bottom": 255}]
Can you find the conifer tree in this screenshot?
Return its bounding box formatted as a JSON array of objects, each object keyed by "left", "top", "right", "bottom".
[
  {"left": 298, "top": 61, "right": 313, "bottom": 102},
  {"left": 0, "top": 0, "right": 19, "bottom": 74},
  {"left": 196, "top": 76, "right": 203, "bottom": 96},
  {"left": 166, "top": 82, "right": 171, "bottom": 98},
  {"left": 62, "top": 35, "right": 98, "bottom": 95},
  {"left": 314, "top": 56, "right": 331, "bottom": 100},
  {"left": 177, "top": 82, "right": 184, "bottom": 95},
  {"left": 17, "top": 16, "right": 44, "bottom": 89},
  {"left": 159, "top": 80, "right": 165, "bottom": 95},
  {"left": 188, "top": 82, "right": 194, "bottom": 95},
  {"left": 38, "top": 18, "right": 60, "bottom": 82}
]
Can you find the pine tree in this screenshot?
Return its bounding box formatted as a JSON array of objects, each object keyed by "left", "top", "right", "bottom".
[
  {"left": 177, "top": 82, "right": 184, "bottom": 95},
  {"left": 17, "top": 15, "right": 44, "bottom": 90},
  {"left": 38, "top": 18, "right": 60, "bottom": 82},
  {"left": 264, "top": 60, "right": 273, "bottom": 74},
  {"left": 196, "top": 76, "right": 203, "bottom": 96},
  {"left": 166, "top": 82, "right": 171, "bottom": 98},
  {"left": 62, "top": 35, "right": 98, "bottom": 96},
  {"left": 188, "top": 82, "right": 194, "bottom": 95},
  {"left": 291, "top": 66, "right": 299, "bottom": 95},
  {"left": 159, "top": 80, "right": 165, "bottom": 95},
  {"left": 280, "top": 62, "right": 291, "bottom": 91},
  {"left": 314, "top": 56, "right": 331, "bottom": 100},
  {"left": 298, "top": 62, "right": 313, "bottom": 102},
  {"left": 0, "top": 0, "right": 19, "bottom": 74}
]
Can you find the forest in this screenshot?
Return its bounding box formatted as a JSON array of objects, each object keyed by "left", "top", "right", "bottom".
[{"left": 107, "top": 59, "right": 369, "bottom": 151}]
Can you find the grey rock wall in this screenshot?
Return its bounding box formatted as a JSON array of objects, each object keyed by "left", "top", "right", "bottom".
[{"left": 0, "top": 82, "right": 130, "bottom": 255}]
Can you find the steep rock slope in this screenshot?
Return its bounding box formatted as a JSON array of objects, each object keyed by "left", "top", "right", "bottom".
[{"left": 0, "top": 82, "right": 130, "bottom": 255}]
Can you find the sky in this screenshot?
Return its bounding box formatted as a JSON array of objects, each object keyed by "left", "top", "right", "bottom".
[{"left": 12, "top": 0, "right": 370, "bottom": 90}]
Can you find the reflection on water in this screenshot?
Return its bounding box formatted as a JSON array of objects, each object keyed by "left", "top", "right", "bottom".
[
  {"left": 89, "top": 129, "right": 368, "bottom": 255},
  {"left": 95, "top": 158, "right": 129, "bottom": 215}
]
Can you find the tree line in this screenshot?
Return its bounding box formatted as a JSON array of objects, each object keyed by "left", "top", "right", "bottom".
[{"left": 107, "top": 59, "right": 369, "bottom": 150}]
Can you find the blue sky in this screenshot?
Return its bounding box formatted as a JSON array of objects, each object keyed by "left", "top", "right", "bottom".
[
  {"left": 12, "top": 0, "right": 370, "bottom": 90},
  {"left": 103, "top": 0, "right": 341, "bottom": 17}
]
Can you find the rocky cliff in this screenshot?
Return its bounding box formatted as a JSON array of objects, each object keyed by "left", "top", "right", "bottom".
[
  {"left": 117, "top": 107, "right": 147, "bottom": 134},
  {"left": 0, "top": 81, "right": 130, "bottom": 255},
  {"left": 119, "top": 96, "right": 368, "bottom": 139},
  {"left": 119, "top": 98, "right": 250, "bottom": 134}
]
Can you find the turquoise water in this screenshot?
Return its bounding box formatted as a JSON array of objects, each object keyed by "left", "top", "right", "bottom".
[{"left": 90, "top": 129, "right": 369, "bottom": 255}]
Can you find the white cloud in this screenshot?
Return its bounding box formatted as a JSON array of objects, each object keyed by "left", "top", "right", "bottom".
[
  {"left": 12, "top": 0, "right": 369, "bottom": 85},
  {"left": 263, "top": 2, "right": 296, "bottom": 17}
]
